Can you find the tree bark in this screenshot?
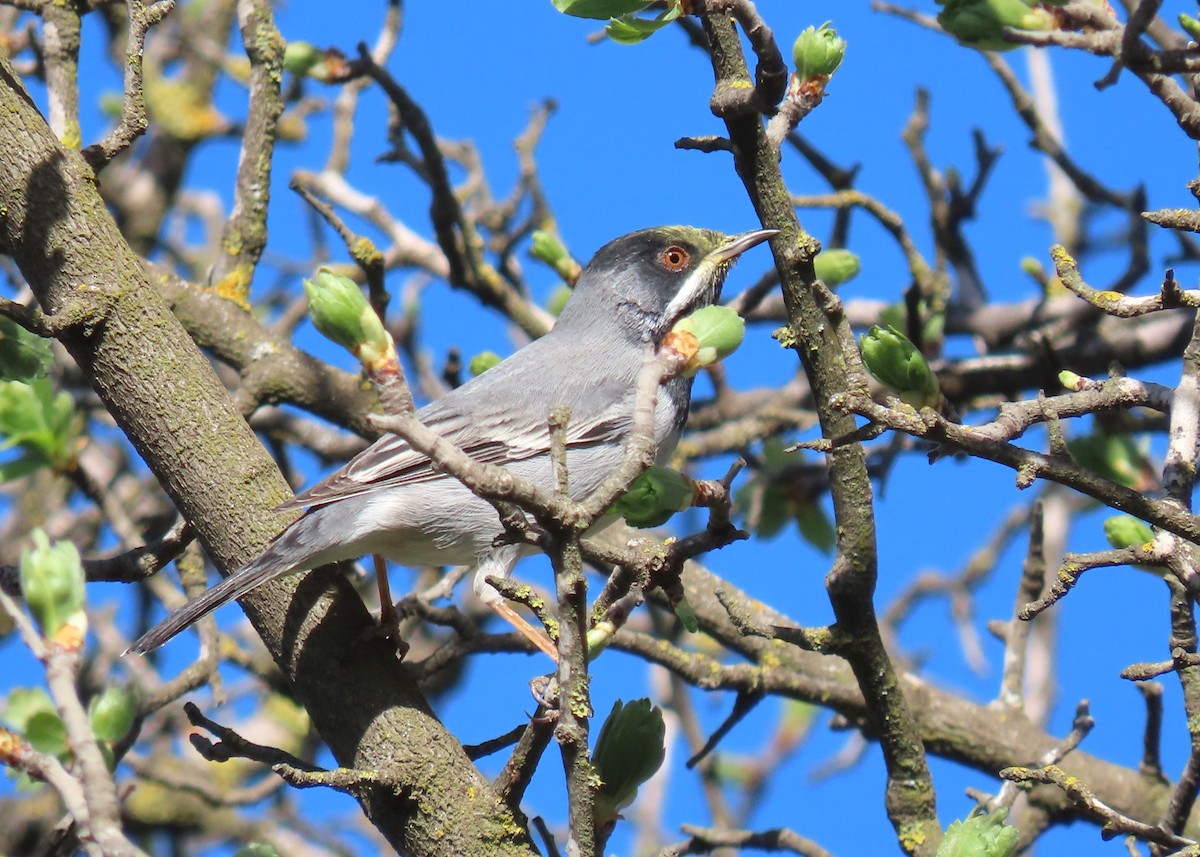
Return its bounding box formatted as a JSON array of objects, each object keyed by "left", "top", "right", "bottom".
[{"left": 0, "top": 59, "right": 536, "bottom": 857}]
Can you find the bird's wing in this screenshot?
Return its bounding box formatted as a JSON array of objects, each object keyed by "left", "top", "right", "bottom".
[{"left": 278, "top": 376, "right": 634, "bottom": 512}]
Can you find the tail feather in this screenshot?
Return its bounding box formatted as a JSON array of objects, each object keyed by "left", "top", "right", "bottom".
[{"left": 124, "top": 551, "right": 284, "bottom": 656}]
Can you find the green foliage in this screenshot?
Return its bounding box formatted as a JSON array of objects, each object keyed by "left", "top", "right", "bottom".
[
  {"left": 0, "top": 379, "right": 78, "bottom": 481},
  {"left": 673, "top": 597, "right": 698, "bottom": 633},
  {"left": 937, "top": 807, "right": 1019, "bottom": 857},
  {"left": 605, "top": 3, "right": 682, "bottom": 44},
  {"left": 1181, "top": 13, "right": 1200, "bottom": 42},
  {"left": 0, "top": 317, "right": 53, "bottom": 382},
  {"left": 1103, "top": 515, "right": 1159, "bottom": 573},
  {"left": 3, "top": 687, "right": 68, "bottom": 788},
  {"left": 3, "top": 688, "right": 68, "bottom": 759},
  {"left": 550, "top": 0, "right": 682, "bottom": 45},
  {"left": 303, "top": 268, "right": 389, "bottom": 365},
  {"left": 88, "top": 685, "right": 138, "bottom": 744},
  {"left": 282, "top": 41, "right": 323, "bottom": 76},
  {"left": 530, "top": 230, "right": 581, "bottom": 282},
  {"left": 468, "top": 351, "right": 502, "bottom": 377},
  {"left": 1103, "top": 515, "right": 1153, "bottom": 551},
  {"left": 591, "top": 699, "right": 666, "bottom": 829},
  {"left": 792, "top": 21, "right": 847, "bottom": 79},
  {"left": 859, "top": 324, "right": 942, "bottom": 409},
  {"left": 19, "top": 530, "right": 86, "bottom": 640},
  {"left": 812, "top": 247, "right": 861, "bottom": 287},
  {"left": 670, "top": 305, "right": 745, "bottom": 377},
  {"left": 735, "top": 438, "right": 835, "bottom": 554},
  {"left": 879, "top": 301, "right": 945, "bottom": 350},
  {"left": 546, "top": 284, "right": 573, "bottom": 317},
  {"left": 607, "top": 465, "right": 694, "bottom": 528},
  {"left": 551, "top": 0, "right": 651, "bottom": 19},
  {"left": 794, "top": 502, "right": 836, "bottom": 554},
  {"left": 935, "top": 0, "right": 1061, "bottom": 51},
  {"left": 1067, "top": 432, "right": 1148, "bottom": 490}
]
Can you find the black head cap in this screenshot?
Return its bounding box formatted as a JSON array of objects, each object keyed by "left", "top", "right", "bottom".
[{"left": 557, "top": 225, "right": 775, "bottom": 343}]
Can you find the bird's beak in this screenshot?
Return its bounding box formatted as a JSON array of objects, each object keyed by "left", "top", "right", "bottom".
[{"left": 711, "top": 228, "right": 778, "bottom": 263}]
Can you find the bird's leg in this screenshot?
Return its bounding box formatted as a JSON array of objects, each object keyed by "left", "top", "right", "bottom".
[
  {"left": 358, "top": 554, "right": 409, "bottom": 659},
  {"left": 490, "top": 600, "right": 559, "bottom": 663},
  {"left": 475, "top": 566, "right": 559, "bottom": 662}
]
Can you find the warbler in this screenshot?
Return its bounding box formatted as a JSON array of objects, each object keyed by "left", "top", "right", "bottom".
[{"left": 127, "top": 225, "right": 775, "bottom": 656}]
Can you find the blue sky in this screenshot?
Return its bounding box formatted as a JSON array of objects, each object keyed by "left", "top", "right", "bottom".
[{"left": 4, "top": 1, "right": 1197, "bottom": 855}]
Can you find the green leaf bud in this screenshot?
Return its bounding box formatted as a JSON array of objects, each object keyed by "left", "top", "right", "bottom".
[
  {"left": 605, "top": 4, "right": 681, "bottom": 45},
  {"left": 607, "top": 465, "right": 695, "bottom": 528},
  {"left": 1019, "top": 256, "right": 1044, "bottom": 279},
  {"left": 812, "top": 248, "right": 861, "bottom": 287},
  {"left": 859, "top": 324, "right": 941, "bottom": 409},
  {"left": 936, "top": 807, "right": 1019, "bottom": 857},
  {"left": 1181, "top": 13, "right": 1200, "bottom": 42},
  {"left": 586, "top": 619, "right": 617, "bottom": 659},
  {"left": 0, "top": 318, "right": 53, "bottom": 383},
  {"left": 468, "top": 351, "right": 503, "bottom": 377},
  {"left": 19, "top": 530, "right": 86, "bottom": 643},
  {"left": 531, "top": 231, "right": 582, "bottom": 283},
  {"left": 591, "top": 699, "right": 666, "bottom": 829},
  {"left": 1058, "top": 370, "right": 1084, "bottom": 390},
  {"left": 3, "top": 688, "right": 68, "bottom": 759},
  {"left": 792, "top": 22, "right": 846, "bottom": 80},
  {"left": 936, "top": 0, "right": 1057, "bottom": 51},
  {"left": 1067, "top": 432, "right": 1146, "bottom": 489},
  {"left": 546, "top": 284, "right": 573, "bottom": 317},
  {"left": 89, "top": 685, "right": 138, "bottom": 744},
  {"left": 283, "top": 41, "right": 323, "bottom": 77},
  {"left": 1103, "top": 515, "right": 1154, "bottom": 551},
  {"left": 673, "top": 596, "right": 698, "bottom": 633},
  {"left": 303, "top": 268, "right": 391, "bottom": 366},
  {"left": 551, "top": 0, "right": 653, "bottom": 20},
  {"left": 666, "top": 305, "right": 746, "bottom": 377},
  {"left": 795, "top": 502, "right": 836, "bottom": 555}
]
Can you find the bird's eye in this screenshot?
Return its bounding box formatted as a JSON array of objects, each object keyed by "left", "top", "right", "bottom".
[{"left": 659, "top": 246, "right": 690, "bottom": 272}]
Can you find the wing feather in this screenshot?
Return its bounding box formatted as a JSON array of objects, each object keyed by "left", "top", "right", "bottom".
[
  {"left": 277, "top": 333, "right": 643, "bottom": 512},
  {"left": 278, "top": 399, "right": 632, "bottom": 512}
]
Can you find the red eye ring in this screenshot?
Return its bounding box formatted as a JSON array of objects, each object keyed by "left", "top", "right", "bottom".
[{"left": 659, "top": 245, "right": 690, "bottom": 272}]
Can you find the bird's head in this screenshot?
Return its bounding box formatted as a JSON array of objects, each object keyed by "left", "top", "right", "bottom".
[{"left": 556, "top": 225, "right": 776, "bottom": 343}]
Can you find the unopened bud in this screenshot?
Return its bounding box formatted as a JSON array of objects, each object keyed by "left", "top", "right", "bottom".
[
  {"left": 792, "top": 21, "right": 846, "bottom": 80},
  {"left": 89, "top": 685, "right": 138, "bottom": 744},
  {"left": 591, "top": 699, "right": 666, "bottom": 830},
  {"left": 1181, "top": 13, "right": 1200, "bottom": 42},
  {"left": 1103, "top": 515, "right": 1153, "bottom": 551},
  {"left": 607, "top": 466, "right": 695, "bottom": 529},
  {"left": 664, "top": 306, "right": 745, "bottom": 377},
  {"left": 19, "top": 530, "right": 86, "bottom": 643},
  {"left": 283, "top": 41, "right": 323, "bottom": 77},
  {"left": 303, "top": 268, "right": 392, "bottom": 367},
  {"left": 531, "top": 231, "right": 582, "bottom": 283},
  {"left": 1058, "top": 370, "right": 1084, "bottom": 390},
  {"left": 468, "top": 351, "right": 502, "bottom": 377},
  {"left": 813, "top": 248, "right": 861, "bottom": 287},
  {"left": 936, "top": 0, "right": 1058, "bottom": 51},
  {"left": 937, "top": 807, "right": 1019, "bottom": 857},
  {"left": 859, "top": 324, "right": 941, "bottom": 409},
  {"left": 586, "top": 619, "right": 618, "bottom": 659}
]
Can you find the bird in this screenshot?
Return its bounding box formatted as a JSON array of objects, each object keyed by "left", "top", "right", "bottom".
[{"left": 126, "top": 225, "right": 776, "bottom": 657}]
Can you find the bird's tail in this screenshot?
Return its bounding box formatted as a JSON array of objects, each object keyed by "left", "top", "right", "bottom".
[{"left": 125, "top": 543, "right": 292, "bottom": 656}]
